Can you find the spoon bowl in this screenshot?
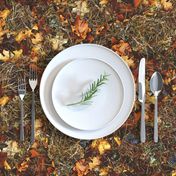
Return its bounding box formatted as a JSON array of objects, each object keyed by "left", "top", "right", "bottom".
[{"left": 150, "top": 72, "right": 163, "bottom": 97}]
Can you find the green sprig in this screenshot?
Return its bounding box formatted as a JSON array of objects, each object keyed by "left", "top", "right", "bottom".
[{"left": 67, "top": 73, "right": 110, "bottom": 106}]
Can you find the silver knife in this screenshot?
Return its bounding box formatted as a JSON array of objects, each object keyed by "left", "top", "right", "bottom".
[{"left": 138, "top": 58, "right": 146, "bottom": 143}]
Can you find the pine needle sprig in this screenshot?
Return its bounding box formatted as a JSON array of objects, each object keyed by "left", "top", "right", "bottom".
[{"left": 67, "top": 73, "right": 109, "bottom": 106}]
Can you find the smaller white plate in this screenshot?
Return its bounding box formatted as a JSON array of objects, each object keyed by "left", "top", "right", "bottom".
[{"left": 52, "top": 59, "right": 124, "bottom": 130}]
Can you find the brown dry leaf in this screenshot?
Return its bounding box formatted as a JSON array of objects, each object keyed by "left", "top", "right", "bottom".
[
  {"left": 0, "top": 49, "right": 23, "bottom": 62},
  {"left": 161, "top": 0, "right": 173, "bottom": 11},
  {"left": 114, "top": 136, "right": 122, "bottom": 146},
  {"left": 0, "top": 152, "right": 7, "bottom": 168},
  {"left": 112, "top": 40, "right": 132, "bottom": 56},
  {"left": 91, "top": 139, "right": 111, "bottom": 155},
  {"left": 89, "top": 156, "right": 101, "bottom": 170},
  {"left": 0, "top": 96, "right": 10, "bottom": 106},
  {"left": 125, "top": 111, "right": 141, "bottom": 127},
  {"left": 18, "top": 161, "right": 29, "bottom": 172},
  {"left": 73, "top": 159, "right": 89, "bottom": 176},
  {"left": 99, "top": 0, "right": 108, "bottom": 5},
  {"left": 4, "top": 160, "right": 11, "bottom": 170},
  {"left": 86, "top": 34, "right": 94, "bottom": 43},
  {"left": 96, "top": 25, "right": 107, "bottom": 35},
  {"left": 71, "top": 16, "right": 91, "bottom": 40}
]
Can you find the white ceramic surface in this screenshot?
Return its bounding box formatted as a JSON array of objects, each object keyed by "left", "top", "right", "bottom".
[
  {"left": 40, "top": 44, "right": 135, "bottom": 140},
  {"left": 52, "top": 59, "right": 124, "bottom": 130}
]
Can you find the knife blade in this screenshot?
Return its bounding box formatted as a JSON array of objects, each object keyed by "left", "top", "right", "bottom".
[{"left": 138, "top": 58, "right": 146, "bottom": 143}]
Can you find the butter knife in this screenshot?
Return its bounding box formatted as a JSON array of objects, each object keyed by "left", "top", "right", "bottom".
[{"left": 138, "top": 58, "right": 146, "bottom": 143}]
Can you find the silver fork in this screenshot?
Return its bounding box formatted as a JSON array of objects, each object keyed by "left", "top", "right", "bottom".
[
  {"left": 29, "top": 67, "right": 38, "bottom": 143},
  {"left": 18, "top": 77, "right": 26, "bottom": 142}
]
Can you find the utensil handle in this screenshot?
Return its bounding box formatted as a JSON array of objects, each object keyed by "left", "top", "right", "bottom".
[
  {"left": 31, "top": 91, "right": 35, "bottom": 144},
  {"left": 154, "top": 96, "right": 158, "bottom": 143},
  {"left": 140, "top": 103, "right": 146, "bottom": 143},
  {"left": 20, "top": 100, "right": 24, "bottom": 141}
]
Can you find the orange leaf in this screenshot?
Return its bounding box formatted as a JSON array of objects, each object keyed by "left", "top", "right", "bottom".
[
  {"left": 73, "top": 159, "right": 89, "bottom": 176},
  {"left": 112, "top": 40, "right": 132, "bottom": 56},
  {"left": 0, "top": 96, "right": 10, "bottom": 106},
  {"left": 30, "top": 149, "right": 40, "bottom": 158},
  {"left": 134, "top": 0, "right": 141, "bottom": 8},
  {"left": 71, "top": 16, "right": 91, "bottom": 40}
]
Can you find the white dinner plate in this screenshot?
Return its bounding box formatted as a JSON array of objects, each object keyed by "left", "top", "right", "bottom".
[
  {"left": 52, "top": 59, "right": 124, "bottom": 130},
  {"left": 40, "top": 44, "right": 135, "bottom": 140}
]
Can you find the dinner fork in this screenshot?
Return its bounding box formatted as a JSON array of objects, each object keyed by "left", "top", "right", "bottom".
[
  {"left": 29, "top": 67, "right": 37, "bottom": 143},
  {"left": 18, "top": 77, "right": 26, "bottom": 142}
]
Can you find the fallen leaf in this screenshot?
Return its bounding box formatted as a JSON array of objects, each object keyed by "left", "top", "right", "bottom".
[
  {"left": 134, "top": 0, "right": 142, "bottom": 8},
  {"left": 4, "top": 141, "right": 20, "bottom": 156},
  {"left": 0, "top": 96, "right": 10, "bottom": 106},
  {"left": 30, "top": 149, "right": 40, "bottom": 158},
  {"left": 112, "top": 40, "right": 132, "bottom": 56},
  {"left": 99, "top": 167, "right": 109, "bottom": 176},
  {"left": 172, "top": 170, "right": 176, "bottom": 176},
  {"left": 114, "top": 136, "right": 122, "bottom": 146},
  {"left": 71, "top": 16, "right": 91, "bottom": 40},
  {"left": 0, "top": 152, "right": 7, "bottom": 168},
  {"left": 86, "top": 34, "right": 94, "bottom": 43},
  {"left": 0, "top": 9, "right": 10, "bottom": 19},
  {"left": 73, "top": 159, "right": 89, "bottom": 176},
  {"left": 72, "top": 1, "right": 90, "bottom": 16},
  {"left": 0, "top": 49, "right": 23, "bottom": 62},
  {"left": 18, "top": 161, "right": 29, "bottom": 172},
  {"left": 96, "top": 25, "right": 107, "bottom": 35},
  {"left": 121, "top": 56, "right": 135, "bottom": 68},
  {"left": 89, "top": 156, "right": 101, "bottom": 170},
  {"left": 99, "top": 0, "right": 108, "bottom": 5},
  {"left": 4, "top": 160, "right": 11, "bottom": 170},
  {"left": 31, "top": 32, "right": 43, "bottom": 45},
  {"left": 91, "top": 139, "right": 111, "bottom": 155},
  {"left": 15, "top": 30, "right": 32, "bottom": 43},
  {"left": 161, "top": 0, "right": 173, "bottom": 11}
]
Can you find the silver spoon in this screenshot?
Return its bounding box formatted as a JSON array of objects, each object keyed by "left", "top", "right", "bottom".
[{"left": 150, "top": 72, "right": 163, "bottom": 143}]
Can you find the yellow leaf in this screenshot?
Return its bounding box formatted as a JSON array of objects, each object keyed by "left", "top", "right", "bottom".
[
  {"left": 0, "top": 49, "right": 23, "bottom": 62},
  {"left": 0, "top": 9, "right": 10, "bottom": 19},
  {"left": 161, "top": 0, "right": 173, "bottom": 11},
  {"left": 35, "top": 119, "right": 43, "bottom": 129},
  {"left": 91, "top": 139, "right": 111, "bottom": 155},
  {"left": 99, "top": 167, "right": 109, "bottom": 176},
  {"left": 31, "top": 32, "right": 43, "bottom": 45},
  {"left": 89, "top": 156, "right": 101, "bottom": 170},
  {"left": 0, "top": 96, "right": 10, "bottom": 106},
  {"left": 121, "top": 56, "right": 135, "bottom": 68},
  {"left": 99, "top": 0, "right": 108, "bottom": 5},
  {"left": 15, "top": 30, "right": 32, "bottom": 42},
  {"left": 172, "top": 170, "right": 176, "bottom": 176},
  {"left": 114, "top": 136, "right": 122, "bottom": 146},
  {"left": 4, "top": 160, "right": 11, "bottom": 170}
]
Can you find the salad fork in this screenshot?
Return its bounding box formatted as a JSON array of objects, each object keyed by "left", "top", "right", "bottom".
[
  {"left": 29, "top": 66, "right": 38, "bottom": 143},
  {"left": 18, "top": 77, "right": 26, "bottom": 142}
]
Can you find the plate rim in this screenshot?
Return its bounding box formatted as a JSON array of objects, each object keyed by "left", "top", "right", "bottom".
[{"left": 40, "top": 43, "right": 136, "bottom": 139}]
